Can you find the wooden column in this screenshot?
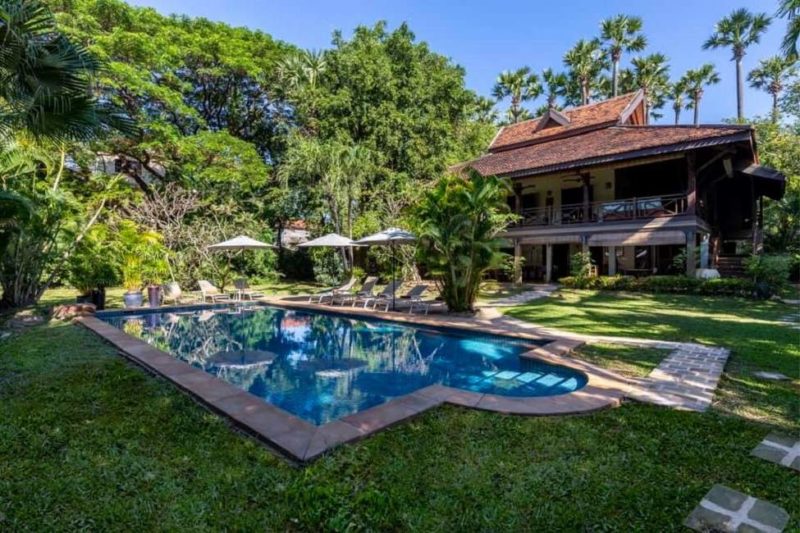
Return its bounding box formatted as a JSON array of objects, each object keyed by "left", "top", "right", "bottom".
[
  {"left": 513, "top": 239, "right": 523, "bottom": 286},
  {"left": 581, "top": 173, "right": 591, "bottom": 221},
  {"left": 608, "top": 246, "right": 617, "bottom": 276},
  {"left": 513, "top": 182, "right": 523, "bottom": 216},
  {"left": 686, "top": 153, "right": 697, "bottom": 215},
  {"left": 685, "top": 230, "right": 696, "bottom": 277},
  {"left": 545, "top": 243, "right": 553, "bottom": 283}
]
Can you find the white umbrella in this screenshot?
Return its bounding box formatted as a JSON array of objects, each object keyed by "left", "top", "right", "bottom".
[
  {"left": 207, "top": 235, "right": 275, "bottom": 291},
  {"left": 207, "top": 235, "right": 276, "bottom": 250},
  {"left": 298, "top": 233, "right": 362, "bottom": 248},
  {"left": 356, "top": 228, "right": 416, "bottom": 310}
]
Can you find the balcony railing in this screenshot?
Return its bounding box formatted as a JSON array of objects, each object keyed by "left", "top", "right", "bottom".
[{"left": 515, "top": 193, "right": 690, "bottom": 227}]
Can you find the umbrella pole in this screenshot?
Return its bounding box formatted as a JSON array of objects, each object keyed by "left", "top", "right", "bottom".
[{"left": 391, "top": 243, "right": 396, "bottom": 311}]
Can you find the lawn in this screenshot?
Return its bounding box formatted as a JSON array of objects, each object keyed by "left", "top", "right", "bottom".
[
  {"left": 0, "top": 289, "right": 798, "bottom": 530},
  {"left": 507, "top": 290, "right": 800, "bottom": 431}
]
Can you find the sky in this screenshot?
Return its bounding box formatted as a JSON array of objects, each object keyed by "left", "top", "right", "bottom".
[{"left": 128, "top": 0, "right": 787, "bottom": 124}]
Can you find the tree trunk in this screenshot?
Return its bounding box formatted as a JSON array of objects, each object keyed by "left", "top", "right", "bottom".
[
  {"left": 674, "top": 107, "right": 680, "bottom": 125},
  {"left": 693, "top": 96, "right": 700, "bottom": 126},
  {"left": 735, "top": 55, "right": 744, "bottom": 121},
  {"left": 772, "top": 92, "right": 779, "bottom": 123},
  {"left": 612, "top": 59, "right": 619, "bottom": 97}
]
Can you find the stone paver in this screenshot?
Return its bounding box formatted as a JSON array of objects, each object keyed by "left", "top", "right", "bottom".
[
  {"left": 751, "top": 432, "right": 800, "bottom": 472},
  {"left": 684, "top": 484, "right": 789, "bottom": 533},
  {"left": 479, "top": 309, "right": 730, "bottom": 412},
  {"left": 753, "top": 371, "right": 791, "bottom": 381},
  {"left": 482, "top": 284, "right": 557, "bottom": 307}
]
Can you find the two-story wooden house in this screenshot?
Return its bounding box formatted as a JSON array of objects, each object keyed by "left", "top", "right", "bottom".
[{"left": 462, "top": 91, "right": 786, "bottom": 282}]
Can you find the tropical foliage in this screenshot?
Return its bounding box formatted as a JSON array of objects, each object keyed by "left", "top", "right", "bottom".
[{"left": 414, "top": 171, "right": 514, "bottom": 312}]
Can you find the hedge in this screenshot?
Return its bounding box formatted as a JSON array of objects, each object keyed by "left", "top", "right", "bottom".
[{"left": 559, "top": 275, "right": 758, "bottom": 297}]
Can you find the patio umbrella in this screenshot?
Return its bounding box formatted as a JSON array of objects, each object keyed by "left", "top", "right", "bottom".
[
  {"left": 207, "top": 235, "right": 276, "bottom": 290},
  {"left": 207, "top": 235, "right": 276, "bottom": 251},
  {"left": 298, "top": 232, "right": 362, "bottom": 273},
  {"left": 356, "top": 228, "right": 416, "bottom": 310}
]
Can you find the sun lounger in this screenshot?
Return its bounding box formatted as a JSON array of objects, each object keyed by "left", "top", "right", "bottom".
[
  {"left": 198, "top": 280, "right": 233, "bottom": 303},
  {"left": 338, "top": 276, "right": 379, "bottom": 306},
  {"left": 392, "top": 284, "right": 429, "bottom": 313},
  {"left": 233, "top": 278, "right": 265, "bottom": 300},
  {"left": 359, "top": 280, "right": 401, "bottom": 310},
  {"left": 309, "top": 277, "right": 357, "bottom": 304},
  {"left": 162, "top": 281, "right": 201, "bottom": 305}
]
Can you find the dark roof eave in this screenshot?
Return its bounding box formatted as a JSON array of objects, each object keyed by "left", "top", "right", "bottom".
[{"left": 486, "top": 131, "right": 753, "bottom": 179}]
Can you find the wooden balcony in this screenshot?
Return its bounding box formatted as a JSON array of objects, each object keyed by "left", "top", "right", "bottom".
[{"left": 514, "top": 193, "right": 691, "bottom": 228}]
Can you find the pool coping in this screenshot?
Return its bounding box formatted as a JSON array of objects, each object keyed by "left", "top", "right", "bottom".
[{"left": 75, "top": 300, "right": 630, "bottom": 463}]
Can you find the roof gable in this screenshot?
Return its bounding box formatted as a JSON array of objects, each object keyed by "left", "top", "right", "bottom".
[{"left": 489, "top": 91, "right": 645, "bottom": 152}]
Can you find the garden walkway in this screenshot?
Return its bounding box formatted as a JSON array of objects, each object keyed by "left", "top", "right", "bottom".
[{"left": 476, "top": 305, "right": 730, "bottom": 412}]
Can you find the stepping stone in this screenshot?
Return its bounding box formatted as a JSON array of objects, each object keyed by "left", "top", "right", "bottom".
[
  {"left": 751, "top": 432, "right": 800, "bottom": 472},
  {"left": 684, "top": 484, "right": 789, "bottom": 533},
  {"left": 753, "top": 371, "right": 791, "bottom": 381}
]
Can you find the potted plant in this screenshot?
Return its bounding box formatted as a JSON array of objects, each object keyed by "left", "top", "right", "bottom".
[
  {"left": 116, "top": 221, "right": 168, "bottom": 308},
  {"left": 66, "top": 225, "right": 120, "bottom": 310},
  {"left": 143, "top": 254, "right": 170, "bottom": 308}
]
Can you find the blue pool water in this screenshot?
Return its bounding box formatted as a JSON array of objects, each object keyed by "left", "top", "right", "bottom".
[{"left": 100, "top": 305, "right": 587, "bottom": 425}]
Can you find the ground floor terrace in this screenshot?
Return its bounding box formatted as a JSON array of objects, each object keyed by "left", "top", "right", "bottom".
[{"left": 0, "top": 282, "right": 797, "bottom": 529}]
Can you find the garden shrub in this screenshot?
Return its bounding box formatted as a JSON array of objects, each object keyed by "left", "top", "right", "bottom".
[
  {"left": 744, "top": 254, "right": 791, "bottom": 298},
  {"left": 560, "top": 274, "right": 758, "bottom": 297}
]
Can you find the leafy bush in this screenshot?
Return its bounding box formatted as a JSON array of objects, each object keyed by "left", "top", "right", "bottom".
[
  {"left": 570, "top": 251, "right": 594, "bottom": 280},
  {"left": 66, "top": 225, "right": 120, "bottom": 294},
  {"left": 561, "top": 275, "right": 757, "bottom": 297},
  {"left": 745, "top": 254, "right": 791, "bottom": 298}
]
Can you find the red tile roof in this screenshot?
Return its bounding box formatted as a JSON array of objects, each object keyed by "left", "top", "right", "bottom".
[
  {"left": 471, "top": 125, "right": 753, "bottom": 177},
  {"left": 490, "top": 91, "right": 645, "bottom": 151}
]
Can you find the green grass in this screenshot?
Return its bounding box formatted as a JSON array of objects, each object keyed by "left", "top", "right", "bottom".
[
  {"left": 572, "top": 343, "right": 666, "bottom": 378},
  {"left": 36, "top": 281, "right": 322, "bottom": 312},
  {"left": 1, "top": 290, "right": 798, "bottom": 529},
  {"left": 507, "top": 290, "right": 800, "bottom": 430}
]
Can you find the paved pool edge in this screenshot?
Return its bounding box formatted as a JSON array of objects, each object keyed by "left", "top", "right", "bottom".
[{"left": 75, "top": 303, "right": 629, "bottom": 463}]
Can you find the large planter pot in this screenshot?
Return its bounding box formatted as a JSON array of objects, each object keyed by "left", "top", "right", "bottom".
[
  {"left": 147, "top": 285, "right": 162, "bottom": 308},
  {"left": 123, "top": 291, "right": 143, "bottom": 308},
  {"left": 90, "top": 288, "right": 106, "bottom": 310}
]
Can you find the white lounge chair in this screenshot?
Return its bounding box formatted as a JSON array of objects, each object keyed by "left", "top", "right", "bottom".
[
  {"left": 360, "top": 280, "right": 401, "bottom": 310},
  {"left": 233, "top": 278, "right": 265, "bottom": 300},
  {"left": 309, "top": 277, "right": 357, "bottom": 304},
  {"left": 162, "top": 281, "right": 201, "bottom": 305},
  {"left": 339, "top": 276, "right": 379, "bottom": 306},
  {"left": 198, "top": 280, "right": 233, "bottom": 303},
  {"left": 394, "top": 284, "right": 429, "bottom": 313}
]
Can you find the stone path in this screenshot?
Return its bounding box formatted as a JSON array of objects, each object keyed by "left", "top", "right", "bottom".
[
  {"left": 684, "top": 484, "right": 789, "bottom": 533},
  {"left": 477, "top": 308, "right": 730, "bottom": 412},
  {"left": 751, "top": 433, "right": 800, "bottom": 472},
  {"left": 627, "top": 343, "right": 730, "bottom": 412},
  {"left": 482, "top": 284, "right": 557, "bottom": 307}
]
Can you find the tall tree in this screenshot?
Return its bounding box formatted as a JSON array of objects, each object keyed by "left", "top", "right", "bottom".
[
  {"left": 564, "top": 39, "right": 606, "bottom": 105},
  {"left": 703, "top": 8, "right": 772, "bottom": 120},
  {"left": 492, "top": 67, "right": 541, "bottom": 124},
  {"left": 541, "top": 68, "right": 568, "bottom": 109},
  {"left": 0, "top": 0, "right": 132, "bottom": 140},
  {"left": 628, "top": 54, "right": 670, "bottom": 123},
  {"left": 683, "top": 64, "right": 721, "bottom": 125},
  {"left": 777, "top": 0, "right": 800, "bottom": 59},
  {"left": 600, "top": 14, "right": 647, "bottom": 97},
  {"left": 668, "top": 79, "right": 689, "bottom": 125},
  {"left": 748, "top": 56, "right": 798, "bottom": 122}
]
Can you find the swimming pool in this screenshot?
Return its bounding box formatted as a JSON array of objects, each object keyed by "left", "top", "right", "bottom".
[{"left": 100, "top": 304, "right": 588, "bottom": 425}]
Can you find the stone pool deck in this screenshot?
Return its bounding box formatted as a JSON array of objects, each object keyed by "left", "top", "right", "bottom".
[{"left": 75, "top": 300, "right": 631, "bottom": 463}]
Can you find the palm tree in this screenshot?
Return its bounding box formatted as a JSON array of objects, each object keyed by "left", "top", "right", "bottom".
[
  {"left": 629, "top": 54, "right": 670, "bottom": 123},
  {"left": 748, "top": 56, "right": 798, "bottom": 122},
  {"left": 777, "top": 0, "right": 800, "bottom": 59},
  {"left": 278, "top": 49, "right": 327, "bottom": 89},
  {"left": 471, "top": 96, "right": 499, "bottom": 123},
  {"left": 668, "top": 80, "right": 689, "bottom": 125},
  {"left": 683, "top": 64, "right": 721, "bottom": 125},
  {"left": 0, "top": 0, "right": 133, "bottom": 141},
  {"left": 541, "top": 68, "right": 568, "bottom": 109},
  {"left": 492, "top": 67, "right": 541, "bottom": 123},
  {"left": 600, "top": 14, "right": 647, "bottom": 97},
  {"left": 564, "top": 39, "right": 606, "bottom": 105},
  {"left": 703, "top": 8, "right": 772, "bottom": 120}
]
